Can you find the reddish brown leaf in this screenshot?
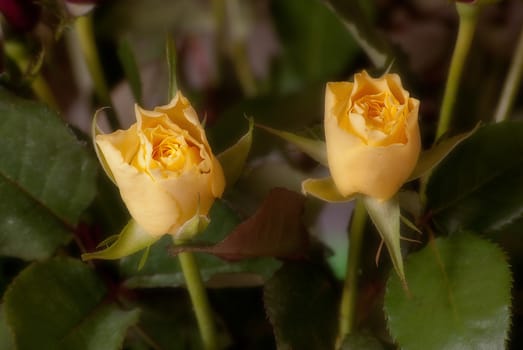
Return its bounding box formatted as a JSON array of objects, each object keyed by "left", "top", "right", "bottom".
[{"left": 171, "top": 188, "right": 309, "bottom": 260}]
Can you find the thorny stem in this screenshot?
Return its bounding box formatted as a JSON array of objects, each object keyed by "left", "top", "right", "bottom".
[{"left": 336, "top": 199, "right": 367, "bottom": 348}]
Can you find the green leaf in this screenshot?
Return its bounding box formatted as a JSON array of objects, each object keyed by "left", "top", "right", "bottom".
[
  {"left": 362, "top": 195, "right": 405, "bottom": 285},
  {"left": 256, "top": 124, "right": 327, "bottom": 166},
  {"left": 117, "top": 39, "right": 142, "bottom": 104},
  {"left": 263, "top": 262, "right": 339, "bottom": 350},
  {"left": 82, "top": 219, "right": 161, "bottom": 261},
  {"left": 384, "top": 233, "right": 512, "bottom": 350},
  {"left": 125, "top": 293, "right": 204, "bottom": 350},
  {"left": 426, "top": 121, "right": 523, "bottom": 234},
  {"left": 0, "top": 89, "right": 97, "bottom": 260},
  {"left": 122, "top": 238, "right": 281, "bottom": 289},
  {"left": 4, "top": 258, "right": 139, "bottom": 350},
  {"left": 61, "top": 305, "right": 140, "bottom": 350},
  {"left": 171, "top": 188, "right": 309, "bottom": 260},
  {"left": 217, "top": 118, "right": 253, "bottom": 186},
  {"left": 302, "top": 177, "right": 356, "bottom": 202},
  {"left": 120, "top": 201, "right": 281, "bottom": 288},
  {"left": 408, "top": 125, "right": 478, "bottom": 181}
]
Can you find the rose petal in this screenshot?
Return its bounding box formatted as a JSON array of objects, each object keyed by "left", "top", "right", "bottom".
[{"left": 96, "top": 136, "right": 182, "bottom": 236}]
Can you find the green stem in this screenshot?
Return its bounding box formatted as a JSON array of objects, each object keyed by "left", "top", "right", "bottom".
[
  {"left": 435, "top": 3, "right": 479, "bottom": 140},
  {"left": 166, "top": 36, "right": 178, "bottom": 101},
  {"left": 494, "top": 22, "right": 523, "bottom": 122},
  {"left": 336, "top": 199, "right": 367, "bottom": 348},
  {"left": 165, "top": 37, "right": 216, "bottom": 346},
  {"left": 75, "top": 14, "right": 120, "bottom": 130},
  {"left": 4, "top": 41, "right": 59, "bottom": 109},
  {"left": 178, "top": 251, "right": 218, "bottom": 350}
]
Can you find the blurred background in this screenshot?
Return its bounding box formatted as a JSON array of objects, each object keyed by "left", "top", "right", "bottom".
[{"left": 1, "top": 0, "right": 523, "bottom": 348}]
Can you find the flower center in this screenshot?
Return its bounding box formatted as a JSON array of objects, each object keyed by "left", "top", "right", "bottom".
[
  {"left": 133, "top": 124, "right": 207, "bottom": 177},
  {"left": 151, "top": 128, "right": 203, "bottom": 170},
  {"left": 347, "top": 91, "right": 408, "bottom": 146}
]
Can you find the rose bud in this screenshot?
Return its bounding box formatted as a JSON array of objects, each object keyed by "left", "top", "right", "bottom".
[
  {"left": 324, "top": 71, "right": 421, "bottom": 200},
  {"left": 95, "top": 91, "right": 225, "bottom": 237}
]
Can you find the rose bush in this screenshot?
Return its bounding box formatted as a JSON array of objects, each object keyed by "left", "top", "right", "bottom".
[
  {"left": 325, "top": 70, "right": 421, "bottom": 200},
  {"left": 96, "top": 91, "right": 225, "bottom": 237}
]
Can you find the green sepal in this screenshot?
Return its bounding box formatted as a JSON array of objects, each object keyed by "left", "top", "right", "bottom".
[
  {"left": 400, "top": 215, "right": 421, "bottom": 234},
  {"left": 408, "top": 125, "right": 479, "bottom": 181},
  {"left": 137, "top": 246, "right": 151, "bottom": 271},
  {"left": 174, "top": 213, "right": 210, "bottom": 242},
  {"left": 95, "top": 234, "right": 119, "bottom": 249},
  {"left": 257, "top": 124, "right": 328, "bottom": 166},
  {"left": 302, "top": 177, "right": 356, "bottom": 203},
  {"left": 91, "top": 109, "right": 116, "bottom": 184},
  {"left": 217, "top": 117, "right": 254, "bottom": 186},
  {"left": 82, "top": 219, "right": 160, "bottom": 261},
  {"left": 362, "top": 195, "right": 406, "bottom": 287}
]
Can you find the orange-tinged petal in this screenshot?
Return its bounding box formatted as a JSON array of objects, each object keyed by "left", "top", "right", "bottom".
[
  {"left": 324, "top": 71, "right": 421, "bottom": 200},
  {"left": 94, "top": 90, "right": 225, "bottom": 239}
]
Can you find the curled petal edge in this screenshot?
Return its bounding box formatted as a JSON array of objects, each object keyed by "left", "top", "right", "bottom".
[
  {"left": 91, "top": 108, "right": 116, "bottom": 184},
  {"left": 302, "top": 177, "right": 357, "bottom": 203}
]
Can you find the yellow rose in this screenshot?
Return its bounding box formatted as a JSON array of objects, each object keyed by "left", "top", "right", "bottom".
[
  {"left": 325, "top": 71, "right": 421, "bottom": 200},
  {"left": 96, "top": 91, "right": 225, "bottom": 237}
]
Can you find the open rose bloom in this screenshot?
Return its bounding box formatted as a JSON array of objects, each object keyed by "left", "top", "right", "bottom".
[
  {"left": 325, "top": 71, "right": 421, "bottom": 200},
  {"left": 96, "top": 92, "right": 225, "bottom": 237}
]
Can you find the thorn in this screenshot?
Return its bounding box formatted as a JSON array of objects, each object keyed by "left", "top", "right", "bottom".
[
  {"left": 375, "top": 239, "right": 384, "bottom": 267},
  {"left": 399, "top": 235, "right": 422, "bottom": 244},
  {"left": 401, "top": 278, "right": 412, "bottom": 298}
]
